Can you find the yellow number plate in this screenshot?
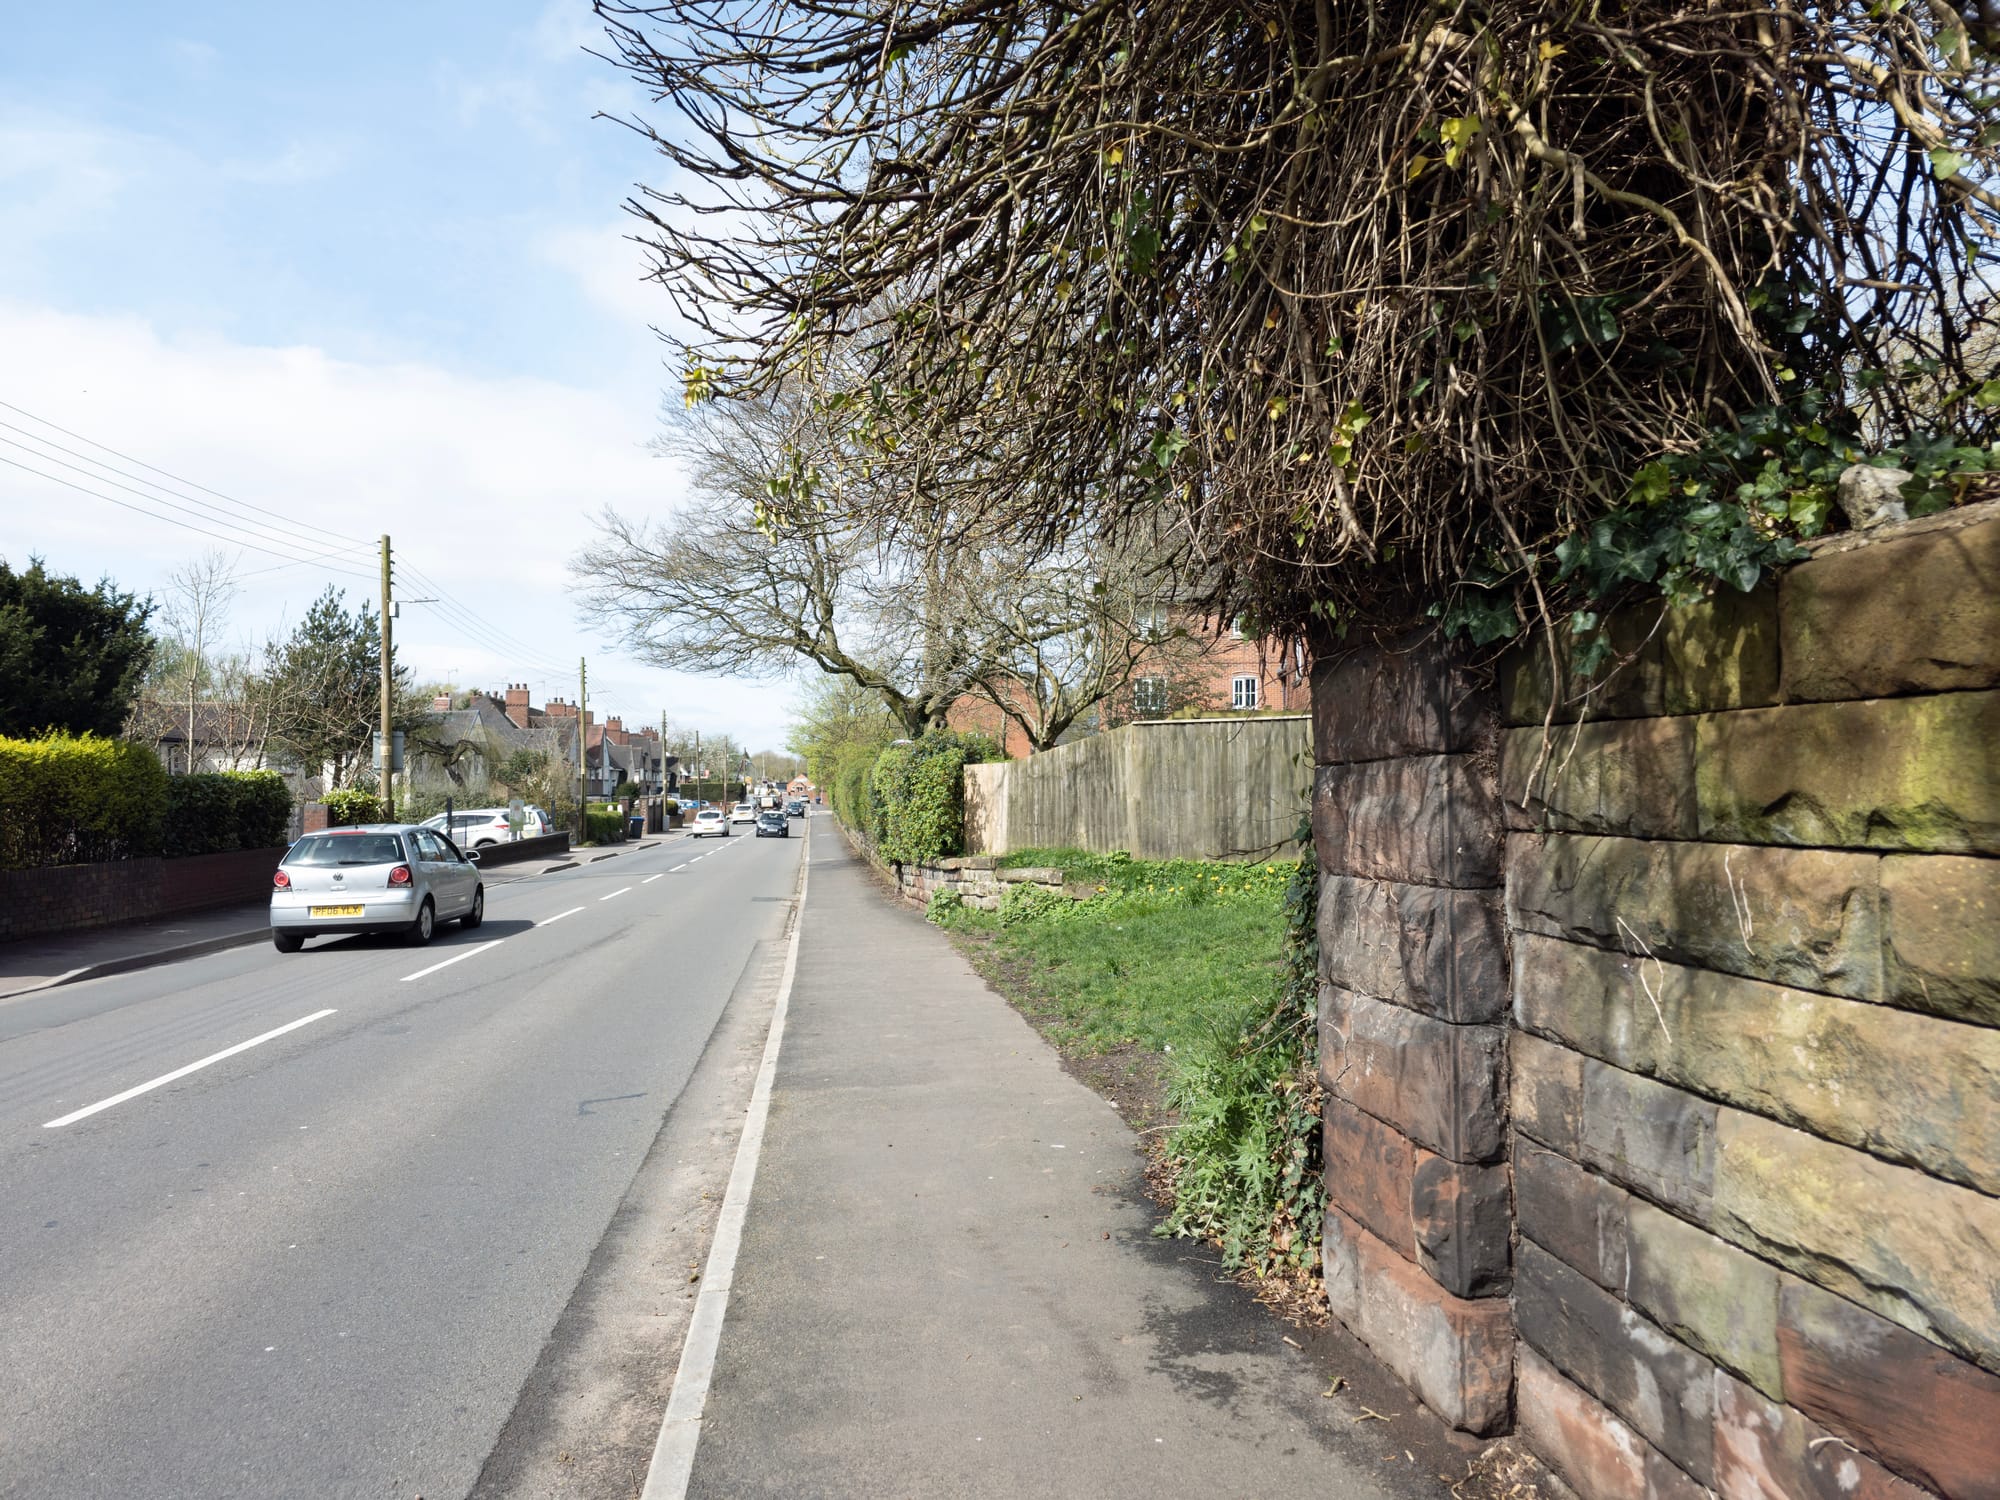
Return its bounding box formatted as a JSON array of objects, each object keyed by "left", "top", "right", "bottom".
[{"left": 309, "top": 904, "right": 364, "bottom": 918}]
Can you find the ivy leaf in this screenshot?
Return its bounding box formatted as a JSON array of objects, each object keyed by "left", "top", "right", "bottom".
[
  {"left": 1440, "top": 115, "right": 1483, "bottom": 168},
  {"left": 1929, "top": 146, "right": 1966, "bottom": 179}
]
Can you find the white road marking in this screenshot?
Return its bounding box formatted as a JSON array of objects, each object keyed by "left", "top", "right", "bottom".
[
  {"left": 43, "top": 1009, "right": 339, "bottom": 1128},
  {"left": 642, "top": 819, "right": 809, "bottom": 1499},
  {"left": 643, "top": 873, "right": 666, "bottom": 884},
  {"left": 400, "top": 939, "right": 502, "bottom": 983},
  {"left": 600, "top": 886, "right": 632, "bottom": 901},
  {"left": 540, "top": 906, "right": 586, "bottom": 925}
]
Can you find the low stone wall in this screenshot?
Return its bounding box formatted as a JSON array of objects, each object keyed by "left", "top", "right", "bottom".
[
  {"left": 0, "top": 846, "right": 291, "bottom": 942},
  {"left": 965, "top": 715, "right": 1311, "bottom": 860},
  {"left": 1312, "top": 500, "right": 2000, "bottom": 1498},
  {"left": 836, "top": 821, "right": 1072, "bottom": 909}
]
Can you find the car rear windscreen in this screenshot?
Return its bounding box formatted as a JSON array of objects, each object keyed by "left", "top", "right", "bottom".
[{"left": 287, "top": 833, "right": 406, "bottom": 866}]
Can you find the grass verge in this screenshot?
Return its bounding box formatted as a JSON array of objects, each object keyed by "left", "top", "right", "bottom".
[{"left": 931, "top": 843, "right": 1325, "bottom": 1318}]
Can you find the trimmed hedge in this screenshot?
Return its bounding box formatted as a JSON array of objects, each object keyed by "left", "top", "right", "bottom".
[
  {"left": 322, "top": 787, "right": 381, "bottom": 827},
  {"left": 0, "top": 732, "right": 167, "bottom": 869},
  {"left": 159, "top": 770, "right": 293, "bottom": 856},
  {"left": 868, "top": 731, "right": 999, "bottom": 865},
  {"left": 583, "top": 810, "right": 628, "bottom": 845}
]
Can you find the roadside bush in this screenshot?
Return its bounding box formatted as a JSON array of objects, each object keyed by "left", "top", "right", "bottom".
[
  {"left": 924, "top": 888, "right": 968, "bottom": 927},
  {"left": 996, "top": 882, "right": 1068, "bottom": 927},
  {"left": 159, "top": 770, "right": 293, "bottom": 856},
  {"left": 868, "top": 731, "right": 999, "bottom": 865},
  {"left": 827, "top": 741, "right": 882, "bottom": 836},
  {"left": 0, "top": 731, "right": 166, "bottom": 868},
  {"left": 583, "top": 810, "right": 627, "bottom": 845},
  {"left": 321, "top": 787, "right": 381, "bottom": 827}
]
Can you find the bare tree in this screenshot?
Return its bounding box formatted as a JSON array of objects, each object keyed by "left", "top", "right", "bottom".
[{"left": 159, "top": 551, "right": 239, "bottom": 773}]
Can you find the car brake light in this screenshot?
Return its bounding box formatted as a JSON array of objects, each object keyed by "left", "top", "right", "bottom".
[
  {"left": 388, "top": 865, "right": 412, "bottom": 887},
  {"left": 273, "top": 870, "right": 290, "bottom": 889}
]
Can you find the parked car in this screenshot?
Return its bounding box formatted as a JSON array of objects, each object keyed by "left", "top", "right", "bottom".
[
  {"left": 420, "top": 806, "right": 551, "bottom": 847},
  {"left": 755, "top": 809, "right": 789, "bottom": 838},
  {"left": 786, "top": 799, "right": 806, "bottom": 818},
  {"left": 690, "top": 808, "right": 729, "bottom": 838},
  {"left": 728, "top": 801, "right": 758, "bottom": 825},
  {"left": 271, "top": 824, "right": 482, "bottom": 951}
]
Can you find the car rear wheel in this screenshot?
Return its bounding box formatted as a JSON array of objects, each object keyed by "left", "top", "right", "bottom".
[
  {"left": 406, "top": 897, "right": 436, "bottom": 946},
  {"left": 272, "top": 930, "right": 304, "bottom": 953},
  {"left": 461, "top": 886, "right": 485, "bottom": 929}
]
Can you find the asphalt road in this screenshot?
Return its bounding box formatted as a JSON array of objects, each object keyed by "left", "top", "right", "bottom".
[{"left": 0, "top": 822, "right": 806, "bottom": 1499}]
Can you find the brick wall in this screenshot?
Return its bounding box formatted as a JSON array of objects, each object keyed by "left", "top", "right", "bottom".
[
  {"left": 1312, "top": 500, "right": 2000, "bottom": 1497},
  {"left": 0, "top": 847, "right": 288, "bottom": 942}
]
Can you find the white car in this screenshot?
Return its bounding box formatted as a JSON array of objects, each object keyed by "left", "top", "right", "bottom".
[
  {"left": 420, "top": 806, "right": 552, "bottom": 848},
  {"left": 690, "top": 808, "right": 729, "bottom": 838},
  {"left": 728, "top": 801, "right": 758, "bottom": 825}
]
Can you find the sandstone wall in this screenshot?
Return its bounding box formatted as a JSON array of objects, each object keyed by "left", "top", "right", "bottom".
[{"left": 1313, "top": 501, "right": 2000, "bottom": 1497}]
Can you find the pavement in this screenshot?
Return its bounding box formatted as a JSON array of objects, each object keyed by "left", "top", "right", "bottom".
[
  {"left": 0, "top": 837, "right": 674, "bottom": 1000},
  {"left": 675, "top": 824, "right": 1445, "bottom": 1499}
]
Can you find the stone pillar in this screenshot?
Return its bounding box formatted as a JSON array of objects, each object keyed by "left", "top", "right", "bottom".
[{"left": 1311, "top": 633, "right": 1515, "bottom": 1434}]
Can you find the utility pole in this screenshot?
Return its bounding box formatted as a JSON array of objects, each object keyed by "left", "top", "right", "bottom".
[
  {"left": 379, "top": 534, "right": 395, "bottom": 821},
  {"left": 576, "top": 656, "right": 588, "bottom": 833}
]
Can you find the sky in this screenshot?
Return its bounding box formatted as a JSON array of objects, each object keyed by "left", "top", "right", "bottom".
[{"left": 0, "top": 1, "right": 800, "bottom": 750}]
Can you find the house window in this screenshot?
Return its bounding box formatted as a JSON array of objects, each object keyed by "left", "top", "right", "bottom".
[
  {"left": 1133, "top": 676, "right": 1168, "bottom": 715},
  {"left": 1231, "top": 675, "right": 1259, "bottom": 710},
  {"left": 1136, "top": 606, "right": 1169, "bottom": 640}
]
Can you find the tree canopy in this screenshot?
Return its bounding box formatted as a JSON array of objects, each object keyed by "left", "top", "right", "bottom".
[{"left": 0, "top": 557, "right": 155, "bottom": 738}]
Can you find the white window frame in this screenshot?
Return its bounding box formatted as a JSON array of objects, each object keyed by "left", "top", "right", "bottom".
[
  {"left": 1231, "top": 674, "right": 1259, "bottom": 710},
  {"left": 1133, "top": 675, "right": 1168, "bottom": 715}
]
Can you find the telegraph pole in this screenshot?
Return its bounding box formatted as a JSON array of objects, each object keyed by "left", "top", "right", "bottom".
[
  {"left": 379, "top": 534, "right": 395, "bottom": 820},
  {"left": 576, "top": 656, "right": 588, "bottom": 833}
]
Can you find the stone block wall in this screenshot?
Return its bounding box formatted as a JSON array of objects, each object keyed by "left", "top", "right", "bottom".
[
  {"left": 1312, "top": 633, "right": 1518, "bottom": 1434},
  {"left": 1312, "top": 502, "right": 2000, "bottom": 1497},
  {"left": 1499, "top": 502, "right": 2000, "bottom": 1500}
]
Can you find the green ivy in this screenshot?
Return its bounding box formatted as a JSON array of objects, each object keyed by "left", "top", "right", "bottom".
[{"left": 868, "top": 731, "right": 1000, "bottom": 865}]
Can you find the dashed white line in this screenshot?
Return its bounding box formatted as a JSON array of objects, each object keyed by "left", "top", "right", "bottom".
[
  {"left": 44, "top": 1009, "right": 339, "bottom": 1129},
  {"left": 643, "top": 873, "right": 666, "bottom": 884},
  {"left": 540, "top": 906, "right": 586, "bottom": 925},
  {"left": 600, "top": 886, "right": 632, "bottom": 901},
  {"left": 400, "top": 939, "right": 503, "bottom": 982}
]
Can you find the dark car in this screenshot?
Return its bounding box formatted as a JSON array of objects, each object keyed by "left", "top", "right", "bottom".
[
  {"left": 786, "top": 799, "right": 806, "bottom": 818},
  {"left": 755, "top": 809, "right": 789, "bottom": 838}
]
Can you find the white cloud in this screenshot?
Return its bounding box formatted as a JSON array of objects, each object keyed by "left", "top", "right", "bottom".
[
  {"left": 535, "top": 221, "right": 668, "bottom": 331},
  {"left": 0, "top": 300, "right": 792, "bottom": 745}
]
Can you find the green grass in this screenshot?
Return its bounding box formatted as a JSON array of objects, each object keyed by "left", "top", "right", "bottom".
[{"left": 938, "top": 848, "right": 1292, "bottom": 1056}]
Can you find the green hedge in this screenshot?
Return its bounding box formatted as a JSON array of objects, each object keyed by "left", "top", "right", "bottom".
[
  {"left": 159, "top": 770, "right": 293, "bottom": 856},
  {"left": 583, "top": 810, "right": 627, "bottom": 845},
  {"left": 0, "top": 732, "right": 168, "bottom": 868},
  {"left": 868, "top": 731, "right": 999, "bottom": 865},
  {"left": 322, "top": 787, "right": 381, "bottom": 827}
]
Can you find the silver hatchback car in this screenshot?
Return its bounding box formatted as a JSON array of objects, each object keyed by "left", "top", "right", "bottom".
[{"left": 270, "top": 824, "right": 484, "bottom": 952}]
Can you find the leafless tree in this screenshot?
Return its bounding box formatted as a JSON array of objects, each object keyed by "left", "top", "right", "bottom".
[{"left": 158, "top": 551, "right": 239, "bottom": 773}]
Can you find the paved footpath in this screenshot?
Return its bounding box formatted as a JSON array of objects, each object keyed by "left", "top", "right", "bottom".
[{"left": 678, "top": 828, "right": 1438, "bottom": 1500}]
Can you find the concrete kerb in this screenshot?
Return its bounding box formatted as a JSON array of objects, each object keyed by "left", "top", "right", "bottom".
[{"left": 0, "top": 925, "right": 269, "bottom": 1002}]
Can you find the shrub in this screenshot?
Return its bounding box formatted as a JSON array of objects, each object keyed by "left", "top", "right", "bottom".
[
  {"left": 924, "top": 888, "right": 967, "bottom": 927},
  {"left": 583, "top": 810, "right": 627, "bottom": 845},
  {"left": 995, "top": 881, "right": 1068, "bottom": 927},
  {"left": 160, "top": 769, "right": 293, "bottom": 856},
  {"left": 322, "top": 786, "right": 381, "bottom": 827},
  {"left": 868, "top": 731, "right": 1000, "bottom": 865},
  {"left": 0, "top": 731, "right": 167, "bottom": 868}
]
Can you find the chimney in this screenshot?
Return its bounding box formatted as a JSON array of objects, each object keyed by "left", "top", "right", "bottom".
[{"left": 505, "top": 683, "right": 531, "bottom": 729}]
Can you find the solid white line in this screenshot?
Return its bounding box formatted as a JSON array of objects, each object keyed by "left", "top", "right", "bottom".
[
  {"left": 641, "top": 821, "right": 808, "bottom": 1500},
  {"left": 643, "top": 873, "right": 665, "bottom": 885},
  {"left": 43, "top": 1009, "right": 338, "bottom": 1129},
  {"left": 540, "top": 906, "right": 586, "bottom": 925},
  {"left": 600, "top": 886, "right": 632, "bottom": 902},
  {"left": 400, "top": 939, "right": 502, "bottom": 983}
]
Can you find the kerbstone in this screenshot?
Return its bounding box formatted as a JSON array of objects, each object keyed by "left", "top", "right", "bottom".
[
  {"left": 1318, "top": 875, "right": 1508, "bottom": 1023},
  {"left": 1313, "top": 755, "right": 1503, "bottom": 887},
  {"left": 1320, "top": 983, "right": 1507, "bottom": 1162},
  {"left": 1626, "top": 1200, "right": 1783, "bottom": 1399},
  {"left": 1517, "top": 1240, "right": 1717, "bottom": 1483},
  {"left": 1778, "top": 1277, "right": 2000, "bottom": 1500},
  {"left": 1782, "top": 511, "right": 2000, "bottom": 702},
  {"left": 1713, "top": 1110, "right": 2000, "bottom": 1373},
  {"left": 1322, "top": 1207, "right": 1515, "bottom": 1435},
  {"left": 1579, "top": 1061, "right": 1717, "bottom": 1223},
  {"left": 1663, "top": 583, "right": 1782, "bottom": 714},
  {"left": 1713, "top": 1369, "right": 1932, "bottom": 1500},
  {"left": 1881, "top": 854, "right": 2000, "bottom": 1026},
  {"left": 1696, "top": 692, "right": 2000, "bottom": 853},
  {"left": 1511, "top": 1032, "right": 1585, "bottom": 1156},
  {"left": 1501, "top": 718, "right": 1697, "bottom": 838},
  {"left": 1506, "top": 833, "right": 1884, "bottom": 1000},
  {"left": 1313, "top": 635, "right": 1492, "bottom": 763},
  {"left": 1514, "top": 931, "right": 2000, "bottom": 1195},
  {"left": 1515, "top": 1143, "right": 1630, "bottom": 1295}
]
